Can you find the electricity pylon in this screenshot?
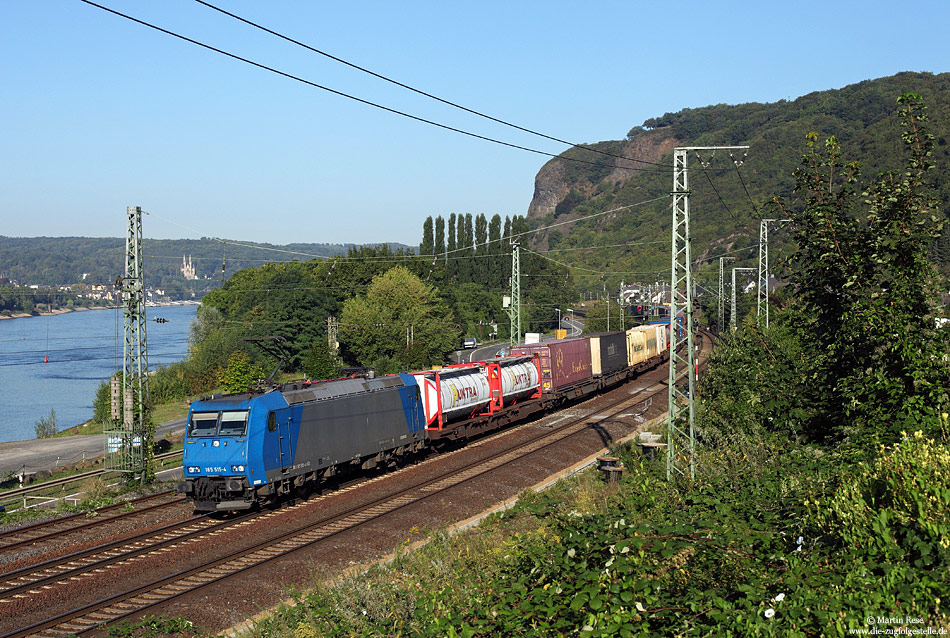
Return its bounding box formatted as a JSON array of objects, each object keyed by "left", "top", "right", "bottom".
[
  {"left": 668, "top": 145, "right": 748, "bottom": 481},
  {"left": 505, "top": 241, "right": 521, "bottom": 347},
  {"left": 756, "top": 219, "right": 791, "bottom": 327},
  {"left": 718, "top": 257, "right": 735, "bottom": 333},
  {"left": 106, "top": 206, "right": 153, "bottom": 482}
]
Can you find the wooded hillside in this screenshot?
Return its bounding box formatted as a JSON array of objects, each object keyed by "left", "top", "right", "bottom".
[{"left": 526, "top": 72, "right": 950, "bottom": 291}]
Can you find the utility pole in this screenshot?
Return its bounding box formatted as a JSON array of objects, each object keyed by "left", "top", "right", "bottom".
[
  {"left": 757, "top": 219, "right": 791, "bottom": 327},
  {"left": 718, "top": 257, "right": 735, "bottom": 333},
  {"left": 106, "top": 206, "right": 152, "bottom": 483},
  {"left": 731, "top": 267, "right": 756, "bottom": 330},
  {"left": 505, "top": 241, "right": 521, "bottom": 347},
  {"left": 327, "top": 316, "right": 339, "bottom": 354},
  {"left": 668, "top": 145, "right": 748, "bottom": 481}
]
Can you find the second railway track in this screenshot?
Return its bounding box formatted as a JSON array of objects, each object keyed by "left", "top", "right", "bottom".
[{"left": 3, "top": 335, "right": 710, "bottom": 636}]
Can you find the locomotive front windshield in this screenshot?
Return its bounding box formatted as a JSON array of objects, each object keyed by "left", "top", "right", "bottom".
[
  {"left": 188, "top": 410, "right": 248, "bottom": 437},
  {"left": 218, "top": 411, "right": 248, "bottom": 436}
]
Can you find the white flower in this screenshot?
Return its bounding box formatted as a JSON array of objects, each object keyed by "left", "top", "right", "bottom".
[
  {"left": 764, "top": 608, "right": 775, "bottom": 619},
  {"left": 796, "top": 536, "right": 803, "bottom": 545},
  {"left": 773, "top": 593, "right": 785, "bottom": 602}
]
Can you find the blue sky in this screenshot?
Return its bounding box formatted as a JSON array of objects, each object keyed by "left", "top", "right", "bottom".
[{"left": 2, "top": 1, "right": 948, "bottom": 246}]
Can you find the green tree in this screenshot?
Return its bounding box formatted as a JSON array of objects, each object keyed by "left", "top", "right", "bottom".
[
  {"left": 488, "top": 214, "right": 502, "bottom": 288},
  {"left": 301, "top": 341, "right": 340, "bottom": 381},
  {"left": 447, "top": 213, "right": 457, "bottom": 281},
  {"left": 420, "top": 216, "right": 433, "bottom": 256},
  {"left": 776, "top": 94, "right": 950, "bottom": 442},
  {"left": 339, "top": 266, "right": 459, "bottom": 372},
  {"left": 218, "top": 351, "right": 267, "bottom": 393},
  {"left": 474, "top": 214, "right": 488, "bottom": 285}
]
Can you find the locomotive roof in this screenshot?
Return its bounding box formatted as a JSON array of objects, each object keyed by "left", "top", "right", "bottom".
[{"left": 280, "top": 374, "right": 409, "bottom": 405}]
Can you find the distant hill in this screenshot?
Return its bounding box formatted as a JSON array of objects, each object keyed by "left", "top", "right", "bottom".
[
  {"left": 0, "top": 237, "right": 410, "bottom": 296},
  {"left": 525, "top": 71, "right": 950, "bottom": 288}
]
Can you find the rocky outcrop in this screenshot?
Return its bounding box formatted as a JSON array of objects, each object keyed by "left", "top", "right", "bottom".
[{"left": 526, "top": 128, "right": 678, "bottom": 222}]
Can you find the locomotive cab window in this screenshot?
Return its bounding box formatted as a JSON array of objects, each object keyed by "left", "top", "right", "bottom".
[
  {"left": 267, "top": 412, "right": 277, "bottom": 432},
  {"left": 189, "top": 412, "right": 218, "bottom": 437},
  {"left": 218, "top": 410, "right": 248, "bottom": 436}
]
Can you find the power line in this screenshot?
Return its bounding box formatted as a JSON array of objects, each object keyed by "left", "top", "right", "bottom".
[
  {"left": 733, "top": 161, "right": 761, "bottom": 214},
  {"left": 79, "top": 0, "right": 667, "bottom": 176},
  {"left": 194, "top": 0, "right": 669, "bottom": 169},
  {"left": 695, "top": 153, "right": 745, "bottom": 228},
  {"left": 143, "top": 193, "right": 668, "bottom": 264}
]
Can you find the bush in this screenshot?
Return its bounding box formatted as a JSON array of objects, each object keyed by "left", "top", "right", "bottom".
[
  {"left": 93, "top": 378, "right": 113, "bottom": 425},
  {"left": 813, "top": 431, "right": 950, "bottom": 570},
  {"left": 34, "top": 409, "right": 57, "bottom": 438}
]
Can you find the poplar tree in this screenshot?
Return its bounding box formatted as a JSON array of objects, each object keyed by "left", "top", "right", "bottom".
[
  {"left": 475, "top": 214, "right": 488, "bottom": 285},
  {"left": 420, "top": 216, "right": 433, "bottom": 256},
  {"left": 447, "top": 213, "right": 457, "bottom": 281},
  {"left": 488, "top": 214, "right": 502, "bottom": 288},
  {"left": 434, "top": 215, "right": 445, "bottom": 256}
]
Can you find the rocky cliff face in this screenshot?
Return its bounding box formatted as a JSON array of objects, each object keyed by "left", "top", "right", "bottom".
[{"left": 526, "top": 128, "right": 678, "bottom": 222}]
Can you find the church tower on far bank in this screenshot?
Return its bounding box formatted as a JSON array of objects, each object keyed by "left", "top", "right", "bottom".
[{"left": 181, "top": 255, "right": 197, "bottom": 280}]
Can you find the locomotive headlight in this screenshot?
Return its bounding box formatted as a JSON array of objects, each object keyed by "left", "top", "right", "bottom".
[{"left": 231, "top": 464, "right": 245, "bottom": 473}]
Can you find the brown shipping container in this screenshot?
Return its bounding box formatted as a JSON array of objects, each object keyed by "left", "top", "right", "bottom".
[
  {"left": 590, "top": 332, "right": 628, "bottom": 376},
  {"left": 510, "top": 338, "right": 592, "bottom": 392}
]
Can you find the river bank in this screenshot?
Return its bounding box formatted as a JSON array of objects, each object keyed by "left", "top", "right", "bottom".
[{"left": 0, "top": 300, "right": 200, "bottom": 321}]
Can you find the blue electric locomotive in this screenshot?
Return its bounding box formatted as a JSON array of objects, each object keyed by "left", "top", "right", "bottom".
[{"left": 177, "top": 373, "right": 427, "bottom": 512}]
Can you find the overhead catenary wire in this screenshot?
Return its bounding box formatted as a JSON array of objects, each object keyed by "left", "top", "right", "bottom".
[
  {"left": 695, "top": 153, "right": 746, "bottom": 229},
  {"left": 139, "top": 194, "right": 670, "bottom": 264},
  {"left": 79, "top": 0, "right": 669, "bottom": 177},
  {"left": 731, "top": 154, "right": 761, "bottom": 214},
  {"left": 194, "top": 0, "right": 669, "bottom": 170}
]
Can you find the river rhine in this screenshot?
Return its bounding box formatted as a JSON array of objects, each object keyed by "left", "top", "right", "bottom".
[{"left": 0, "top": 304, "right": 197, "bottom": 443}]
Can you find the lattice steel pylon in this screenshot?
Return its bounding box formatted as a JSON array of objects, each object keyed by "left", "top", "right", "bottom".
[
  {"left": 756, "top": 218, "right": 791, "bottom": 327},
  {"left": 668, "top": 146, "right": 748, "bottom": 481},
  {"left": 506, "top": 241, "right": 522, "bottom": 347},
  {"left": 105, "top": 206, "right": 153, "bottom": 482},
  {"left": 718, "top": 257, "right": 735, "bottom": 333}
]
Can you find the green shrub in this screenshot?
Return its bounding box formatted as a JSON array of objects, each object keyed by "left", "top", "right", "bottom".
[
  {"left": 813, "top": 430, "right": 950, "bottom": 571},
  {"left": 34, "top": 409, "right": 57, "bottom": 438}
]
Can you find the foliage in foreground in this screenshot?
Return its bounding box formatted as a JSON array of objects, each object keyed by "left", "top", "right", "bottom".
[
  {"left": 773, "top": 93, "right": 950, "bottom": 443},
  {"left": 244, "top": 435, "right": 948, "bottom": 638}
]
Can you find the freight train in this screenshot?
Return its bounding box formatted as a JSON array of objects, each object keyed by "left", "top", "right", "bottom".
[{"left": 176, "top": 324, "right": 670, "bottom": 512}]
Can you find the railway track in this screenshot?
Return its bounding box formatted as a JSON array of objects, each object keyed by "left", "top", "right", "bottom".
[
  {"left": 0, "top": 491, "right": 181, "bottom": 555},
  {"left": 0, "top": 449, "right": 183, "bottom": 512},
  {"left": 0, "top": 357, "right": 690, "bottom": 637},
  {"left": 2, "top": 339, "right": 712, "bottom": 636}
]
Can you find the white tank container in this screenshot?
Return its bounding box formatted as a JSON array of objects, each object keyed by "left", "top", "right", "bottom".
[{"left": 499, "top": 359, "right": 540, "bottom": 399}]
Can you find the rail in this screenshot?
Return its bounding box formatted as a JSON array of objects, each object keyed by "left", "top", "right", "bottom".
[{"left": 0, "top": 449, "right": 182, "bottom": 511}]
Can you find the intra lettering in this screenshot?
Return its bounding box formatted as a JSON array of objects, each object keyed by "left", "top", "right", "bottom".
[{"left": 453, "top": 385, "right": 478, "bottom": 401}]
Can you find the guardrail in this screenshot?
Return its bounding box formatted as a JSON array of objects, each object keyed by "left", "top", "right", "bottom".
[{"left": 0, "top": 450, "right": 182, "bottom": 511}]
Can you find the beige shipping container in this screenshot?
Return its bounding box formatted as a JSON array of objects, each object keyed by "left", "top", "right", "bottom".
[
  {"left": 626, "top": 324, "right": 659, "bottom": 366},
  {"left": 626, "top": 327, "right": 648, "bottom": 366}
]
